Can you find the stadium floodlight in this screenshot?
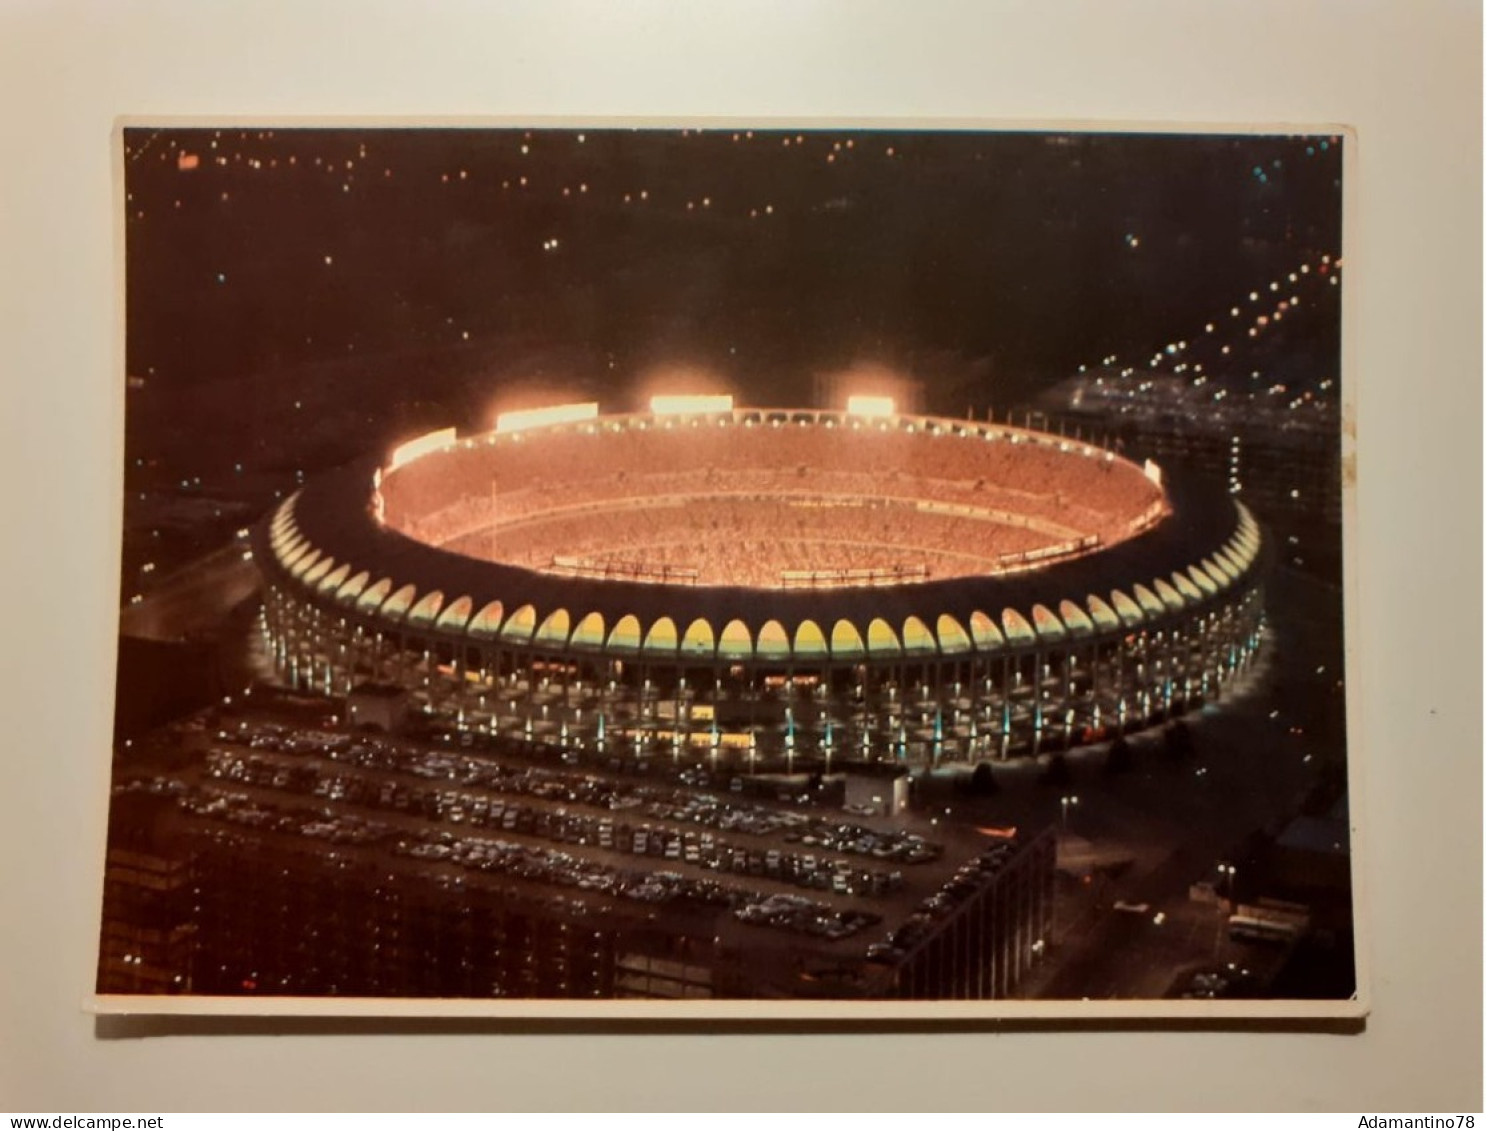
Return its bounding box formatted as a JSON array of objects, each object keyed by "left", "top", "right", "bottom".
[
  {"left": 495, "top": 402, "right": 599, "bottom": 434},
  {"left": 846, "top": 394, "right": 896, "bottom": 417},
  {"left": 649, "top": 393, "right": 733, "bottom": 415},
  {"left": 388, "top": 427, "right": 457, "bottom": 471}
]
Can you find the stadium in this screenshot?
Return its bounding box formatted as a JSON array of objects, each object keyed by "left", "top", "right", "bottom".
[{"left": 254, "top": 395, "right": 1266, "bottom": 766}]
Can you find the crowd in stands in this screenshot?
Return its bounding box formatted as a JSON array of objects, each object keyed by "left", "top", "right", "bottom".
[
  {"left": 377, "top": 417, "right": 1167, "bottom": 588},
  {"left": 439, "top": 496, "right": 1077, "bottom": 587}
]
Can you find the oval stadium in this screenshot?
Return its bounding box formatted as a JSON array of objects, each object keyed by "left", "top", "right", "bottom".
[{"left": 255, "top": 396, "right": 1266, "bottom": 766}]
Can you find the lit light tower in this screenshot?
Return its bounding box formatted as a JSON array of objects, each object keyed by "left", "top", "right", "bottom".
[
  {"left": 1218, "top": 862, "right": 1237, "bottom": 902},
  {"left": 1214, "top": 862, "right": 1238, "bottom": 958},
  {"left": 1060, "top": 793, "right": 1080, "bottom": 831}
]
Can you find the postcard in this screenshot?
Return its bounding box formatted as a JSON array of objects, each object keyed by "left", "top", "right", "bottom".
[{"left": 95, "top": 122, "right": 1360, "bottom": 1018}]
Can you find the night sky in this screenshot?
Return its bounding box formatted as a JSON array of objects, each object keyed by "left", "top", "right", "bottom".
[{"left": 124, "top": 127, "right": 1342, "bottom": 404}]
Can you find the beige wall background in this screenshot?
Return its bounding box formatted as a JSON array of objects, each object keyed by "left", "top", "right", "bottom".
[{"left": 0, "top": 0, "right": 1479, "bottom": 1112}]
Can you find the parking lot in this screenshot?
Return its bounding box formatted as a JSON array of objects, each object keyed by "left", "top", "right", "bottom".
[{"left": 119, "top": 704, "right": 1029, "bottom": 960}]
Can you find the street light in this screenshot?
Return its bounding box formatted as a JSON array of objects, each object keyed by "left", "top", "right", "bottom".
[
  {"left": 1217, "top": 862, "right": 1237, "bottom": 900},
  {"left": 1060, "top": 794, "right": 1080, "bottom": 830},
  {"left": 1214, "top": 863, "right": 1238, "bottom": 959}
]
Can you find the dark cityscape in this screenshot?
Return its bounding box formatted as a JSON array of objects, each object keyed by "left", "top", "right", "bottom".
[{"left": 99, "top": 125, "right": 1352, "bottom": 1007}]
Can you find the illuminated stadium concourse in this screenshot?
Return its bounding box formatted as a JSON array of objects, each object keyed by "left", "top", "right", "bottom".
[{"left": 256, "top": 395, "right": 1266, "bottom": 766}]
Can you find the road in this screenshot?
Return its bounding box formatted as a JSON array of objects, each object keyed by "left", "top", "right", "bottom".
[
  {"left": 1021, "top": 839, "right": 1284, "bottom": 1000},
  {"left": 119, "top": 541, "right": 261, "bottom": 642}
]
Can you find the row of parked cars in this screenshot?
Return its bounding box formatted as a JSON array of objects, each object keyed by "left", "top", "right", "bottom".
[
  {"left": 182, "top": 790, "right": 394, "bottom": 849},
  {"left": 733, "top": 893, "right": 882, "bottom": 940},
  {"left": 782, "top": 823, "right": 940, "bottom": 864},
  {"left": 865, "top": 840, "right": 1023, "bottom": 963}
]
